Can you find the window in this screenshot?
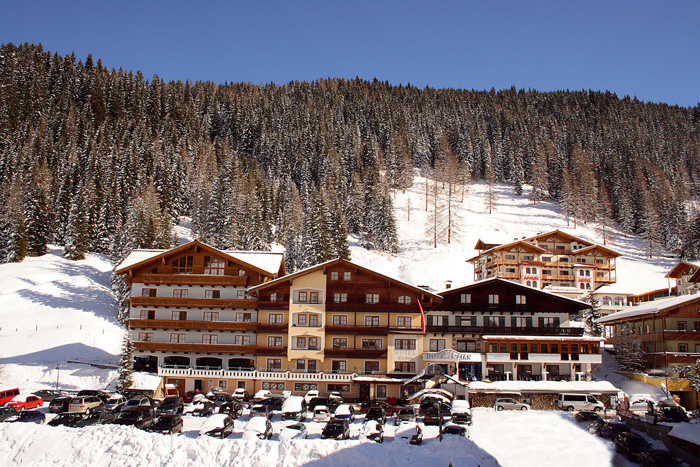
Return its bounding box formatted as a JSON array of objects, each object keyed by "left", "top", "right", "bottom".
[
  {"left": 234, "top": 335, "right": 251, "bottom": 345},
  {"left": 398, "top": 295, "right": 411, "bottom": 305},
  {"left": 460, "top": 293, "right": 471, "bottom": 304},
  {"left": 203, "top": 311, "right": 219, "bottom": 322},
  {"left": 307, "top": 360, "right": 317, "bottom": 372},
  {"left": 332, "top": 315, "right": 348, "bottom": 326},
  {"left": 296, "top": 359, "right": 306, "bottom": 371},
  {"left": 506, "top": 254, "right": 516, "bottom": 260},
  {"left": 516, "top": 294, "right": 526, "bottom": 305},
  {"left": 268, "top": 336, "right": 283, "bottom": 347},
  {"left": 585, "top": 270, "right": 590, "bottom": 277},
  {"left": 138, "top": 332, "right": 154, "bottom": 342},
  {"left": 309, "top": 337, "right": 318, "bottom": 349},
  {"left": 237, "top": 290, "right": 246, "bottom": 299},
  {"left": 203, "top": 256, "right": 224, "bottom": 275},
  {"left": 678, "top": 321, "right": 687, "bottom": 332},
  {"left": 218, "top": 380, "right": 227, "bottom": 390},
  {"left": 327, "top": 383, "right": 350, "bottom": 393},
  {"left": 541, "top": 343, "right": 548, "bottom": 353},
  {"left": 298, "top": 314, "right": 307, "bottom": 326},
  {"left": 429, "top": 315, "right": 449, "bottom": 326},
  {"left": 395, "top": 339, "right": 416, "bottom": 350},
  {"left": 141, "top": 288, "right": 157, "bottom": 297},
  {"left": 270, "top": 292, "right": 282, "bottom": 302},
  {"left": 205, "top": 289, "right": 221, "bottom": 299},
  {"left": 235, "top": 312, "right": 252, "bottom": 322},
  {"left": 266, "top": 359, "right": 282, "bottom": 371},
  {"left": 542, "top": 257, "right": 551, "bottom": 262},
  {"left": 365, "top": 316, "right": 380, "bottom": 327},
  {"left": 560, "top": 257, "right": 569, "bottom": 263},
  {"left": 396, "top": 316, "right": 412, "bottom": 328},
  {"left": 295, "top": 383, "right": 318, "bottom": 392},
  {"left": 526, "top": 267, "right": 531, "bottom": 274},
  {"left": 170, "top": 333, "right": 186, "bottom": 343},
  {"left": 580, "top": 344, "right": 589, "bottom": 354},
  {"left": 540, "top": 317, "right": 557, "bottom": 328},
  {"left": 512, "top": 317, "right": 532, "bottom": 328},
  {"left": 331, "top": 271, "right": 339, "bottom": 280},
  {"left": 172, "top": 311, "right": 187, "bottom": 321},
  {"left": 530, "top": 343, "right": 538, "bottom": 353},
  {"left": 376, "top": 385, "right": 387, "bottom": 399},
  {"left": 334, "top": 293, "right": 347, "bottom": 303},
  {"left": 459, "top": 316, "right": 475, "bottom": 326},
  {"left": 296, "top": 337, "right": 307, "bottom": 348},
  {"left": 310, "top": 292, "right": 319, "bottom": 304},
  {"left": 394, "top": 362, "right": 416, "bottom": 373},
  {"left": 298, "top": 292, "right": 308, "bottom": 303},
  {"left": 171, "top": 255, "right": 193, "bottom": 274},
  {"left": 679, "top": 343, "right": 688, "bottom": 353},
  {"left": 362, "top": 339, "right": 383, "bottom": 350},
  {"left": 173, "top": 289, "right": 188, "bottom": 298},
  {"left": 596, "top": 259, "right": 604, "bottom": 264},
  {"left": 332, "top": 338, "right": 348, "bottom": 349},
  {"left": 332, "top": 361, "right": 347, "bottom": 373},
  {"left": 309, "top": 314, "right": 319, "bottom": 327},
  {"left": 343, "top": 271, "right": 351, "bottom": 281},
  {"left": 695, "top": 321, "right": 700, "bottom": 332},
  {"left": 488, "top": 294, "right": 499, "bottom": 304},
  {"left": 202, "top": 334, "right": 219, "bottom": 345},
  {"left": 262, "top": 381, "right": 284, "bottom": 390},
  {"left": 486, "top": 316, "right": 503, "bottom": 327},
  {"left": 430, "top": 339, "right": 445, "bottom": 352},
  {"left": 364, "top": 361, "right": 380, "bottom": 374},
  {"left": 268, "top": 313, "right": 283, "bottom": 324},
  {"left": 366, "top": 293, "right": 380, "bottom": 304},
  {"left": 597, "top": 272, "right": 605, "bottom": 277},
  {"left": 140, "top": 310, "right": 155, "bottom": 320},
  {"left": 238, "top": 269, "right": 246, "bottom": 276}
]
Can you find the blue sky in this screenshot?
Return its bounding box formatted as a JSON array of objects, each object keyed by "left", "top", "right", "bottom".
[{"left": 1, "top": 1, "right": 698, "bottom": 107}]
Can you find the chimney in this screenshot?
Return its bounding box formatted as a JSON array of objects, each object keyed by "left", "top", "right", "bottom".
[{"left": 445, "top": 280, "right": 452, "bottom": 289}]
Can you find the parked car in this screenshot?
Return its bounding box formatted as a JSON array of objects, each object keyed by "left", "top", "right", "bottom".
[
  {"left": 123, "top": 396, "right": 154, "bottom": 410},
  {"left": 628, "top": 395, "right": 655, "bottom": 413},
  {"left": 442, "top": 423, "right": 469, "bottom": 438},
  {"left": 261, "top": 395, "right": 285, "bottom": 412},
  {"left": 334, "top": 404, "right": 355, "bottom": 422},
  {"left": 250, "top": 403, "right": 273, "bottom": 419},
  {"left": 279, "top": 422, "right": 308, "bottom": 441},
  {"left": 282, "top": 395, "right": 307, "bottom": 421},
  {"left": 33, "top": 389, "right": 67, "bottom": 402},
  {"left": 656, "top": 400, "right": 689, "bottom": 423},
  {"left": 395, "top": 422, "right": 422, "bottom": 445},
  {"left": 207, "top": 393, "right": 235, "bottom": 407},
  {"left": 313, "top": 405, "right": 332, "bottom": 422},
  {"left": 199, "top": 414, "right": 235, "bottom": 439},
  {"left": 76, "top": 390, "right": 111, "bottom": 403},
  {"left": 424, "top": 404, "right": 452, "bottom": 425},
  {"left": 68, "top": 396, "right": 104, "bottom": 414},
  {"left": 395, "top": 407, "right": 417, "bottom": 425},
  {"left": 309, "top": 397, "right": 341, "bottom": 412},
  {"left": 359, "top": 401, "right": 400, "bottom": 416},
  {"left": 49, "top": 396, "right": 72, "bottom": 414},
  {"left": 73, "top": 411, "right": 116, "bottom": 427},
  {"left": 232, "top": 388, "right": 250, "bottom": 402},
  {"left": 588, "top": 418, "right": 604, "bottom": 434},
  {"left": 182, "top": 391, "right": 199, "bottom": 404},
  {"left": 360, "top": 419, "right": 384, "bottom": 443},
  {"left": 321, "top": 419, "right": 351, "bottom": 440},
  {"left": 365, "top": 406, "right": 387, "bottom": 425},
  {"left": 183, "top": 400, "right": 216, "bottom": 417},
  {"left": 113, "top": 406, "right": 155, "bottom": 429},
  {"left": 145, "top": 415, "right": 184, "bottom": 435},
  {"left": 253, "top": 389, "right": 272, "bottom": 401},
  {"left": 156, "top": 396, "right": 184, "bottom": 416},
  {"left": 0, "top": 387, "right": 20, "bottom": 406},
  {"left": 596, "top": 421, "right": 631, "bottom": 440},
  {"left": 494, "top": 398, "right": 530, "bottom": 411},
  {"left": 451, "top": 400, "right": 472, "bottom": 425},
  {"left": 6, "top": 394, "right": 43, "bottom": 410},
  {"left": 5, "top": 410, "right": 45, "bottom": 424},
  {"left": 219, "top": 401, "right": 244, "bottom": 419},
  {"left": 47, "top": 412, "right": 84, "bottom": 427},
  {"left": 615, "top": 431, "right": 652, "bottom": 462},
  {"left": 104, "top": 394, "right": 128, "bottom": 413},
  {"left": 303, "top": 390, "right": 319, "bottom": 405},
  {"left": 243, "top": 416, "right": 273, "bottom": 440},
  {"left": 0, "top": 406, "right": 18, "bottom": 422},
  {"left": 637, "top": 449, "right": 684, "bottom": 467},
  {"left": 557, "top": 393, "right": 604, "bottom": 412},
  {"left": 575, "top": 410, "right": 603, "bottom": 423}
]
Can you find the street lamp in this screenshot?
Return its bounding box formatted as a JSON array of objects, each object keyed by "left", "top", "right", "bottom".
[{"left": 55, "top": 363, "right": 60, "bottom": 390}]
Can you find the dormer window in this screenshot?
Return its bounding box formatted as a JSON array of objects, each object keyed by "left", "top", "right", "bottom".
[
  {"left": 398, "top": 295, "right": 411, "bottom": 305},
  {"left": 172, "top": 256, "right": 193, "bottom": 274}
]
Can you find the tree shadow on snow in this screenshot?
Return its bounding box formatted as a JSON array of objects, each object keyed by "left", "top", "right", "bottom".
[{"left": 0, "top": 342, "right": 118, "bottom": 365}]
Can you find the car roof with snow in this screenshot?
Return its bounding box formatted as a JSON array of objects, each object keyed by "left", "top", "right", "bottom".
[
  {"left": 245, "top": 416, "right": 269, "bottom": 431},
  {"left": 281, "top": 396, "right": 304, "bottom": 412},
  {"left": 334, "top": 404, "right": 352, "bottom": 415}
]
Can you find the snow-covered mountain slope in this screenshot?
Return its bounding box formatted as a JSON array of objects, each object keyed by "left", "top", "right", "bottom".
[{"left": 351, "top": 178, "right": 675, "bottom": 294}]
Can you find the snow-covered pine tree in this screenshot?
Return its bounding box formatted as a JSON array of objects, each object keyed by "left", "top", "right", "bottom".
[
  {"left": 583, "top": 296, "right": 603, "bottom": 337},
  {"left": 614, "top": 327, "right": 646, "bottom": 372},
  {"left": 116, "top": 333, "right": 134, "bottom": 393},
  {"left": 484, "top": 154, "right": 498, "bottom": 214},
  {"left": 24, "top": 164, "right": 51, "bottom": 257},
  {"left": 528, "top": 144, "right": 548, "bottom": 205},
  {"left": 1, "top": 178, "right": 28, "bottom": 263}
]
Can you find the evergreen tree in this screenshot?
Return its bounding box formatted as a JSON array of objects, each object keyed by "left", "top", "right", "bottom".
[
  {"left": 1, "top": 179, "right": 27, "bottom": 262},
  {"left": 614, "top": 327, "right": 646, "bottom": 371},
  {"left": 25, "top": 164, "right": 51, "bottom": 256},
  {"left": 528, "top": 144, "right": 548, "bottom": 205},
  {"left": 484, "top": 154, "right": 498, "bottom": 214},
  {"left": 116, "top": 333, "right": 134, "bottom": 393}
]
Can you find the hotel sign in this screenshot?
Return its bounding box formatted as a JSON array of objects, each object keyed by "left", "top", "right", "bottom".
[{"left": 423, "top": 349, "right": 482, "bottom": 362}]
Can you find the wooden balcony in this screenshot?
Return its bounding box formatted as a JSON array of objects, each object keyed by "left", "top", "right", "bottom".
[
  {"left": 256, "top": 323, "right": 288, "bottom": 333},
  {"left": 254, "top": 346, "right": 288, "bottom": 356},
  {"left": 134, "top": 342, "right": 255, "bottom": 354},
  {"left": 426, "top": 324, "right": 584, "bottom": 336},
  {"left": 324, "top": 303, "right": 427, "bottom": 313},
  {"left": 256, "top": 301, "right": 289, "bottom": 310},
  {"left": 129, "top": 319, "right": 256, "bottom": 332},
  {"left": 324, "top": 348, "right": 387, "bottom": 358},
  {"left": 325, "top": 325, "right": 389, "bottom": 335},
  {"left": 607, "top": 330, "right": 700, "bottom": 345},
  {"left": 141, "top": 274, "right": 248, "bottom": 286},
  {"left": 131, "top": 297, "right": 257, "bottom": 309}
]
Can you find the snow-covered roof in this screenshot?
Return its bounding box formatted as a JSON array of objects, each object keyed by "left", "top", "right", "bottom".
[
  {"left": 352, "top": 376, "right": 407, "bottom": 383},
  {"left": 469, "top": 380, "right": 622, "bottom": 394},
  {"left": 668, "top": 423, "right": 700, "bottom": 446},
  {"left": 115, "top": 249, "right": 165, "bottom": 271},
  {"left": 481, "top": 335, "right": 604, "bottom": 342},
  {"left": 596, "top": 293, "right": 700, "bottom": 324},
  {"left": 591, "top": 284, "right": 632, "bottom": 296},
  {"left": 131, "top": 372, "right": 162, "bottom": 391}
]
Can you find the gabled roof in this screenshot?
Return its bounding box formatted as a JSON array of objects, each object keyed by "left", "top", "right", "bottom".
[
  {"left": 572, "top": 244, "right": 622, "bottom": 258},
  {"left": 248, "top": 258, "right": 442, "bottom": 301},
  {"left": 666, "top": 260, "right": 700, "bottom": 279},
  {"left": 437, "top": 277, "right": 590, "bottom": 312},
  {"left": 114, "top": 240, "right": 285, "bottom": 278},
  {"left": 466, "top": 240, "right": 547, "bottom": 262},
  {"left": 596, "top": 294, "right": 700, "bottom": 324},
  {"left": 524, "top": 229, "right": 594, "bottom": 247}
]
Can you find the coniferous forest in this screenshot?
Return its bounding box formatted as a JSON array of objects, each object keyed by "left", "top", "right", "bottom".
[{"left": 1, "top": 43, "right": 700, "bottom": 271}]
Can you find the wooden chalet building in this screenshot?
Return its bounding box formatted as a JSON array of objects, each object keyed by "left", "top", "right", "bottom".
[
  {"left": 248, "top": 259, "right": 442, "bottom": 400},
  {"left": 114, "top": 240, "right": 285, "bottom": 396},
  {"left": 468, "top": 230, "right": 620, "bottom": 294},
  {"left": 425, "top": 278, "right": 602, "bottom": 382},
  {"left": 669, "top": 260, "right": 700, "bottom": 296}
]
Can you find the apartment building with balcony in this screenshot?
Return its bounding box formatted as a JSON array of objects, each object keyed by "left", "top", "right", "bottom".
[
  {"left": 468, "top": 230, "right": 621, "bottom": 294},
  {"left": 249, "top": 259, "right": 442, "bottom": 401},
  {"left": 424, "top": 277, "right": 600, "bottom": 382},
  {"left": 114, "top": 240, "right": 285, "bottom": 395}
]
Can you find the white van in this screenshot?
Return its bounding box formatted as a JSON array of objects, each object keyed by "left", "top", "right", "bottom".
[{"left": 557, "top": 393, "right": 604, "bottom": 412}]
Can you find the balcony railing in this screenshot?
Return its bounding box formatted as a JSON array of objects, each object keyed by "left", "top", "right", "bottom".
[
  {"left": 426, "top": 324, "right": 584, "bottom": 336},
  {"left": 256, "top": 301, "right": 289, "bottom": 310},
  {"left": 129, "top": 319, "right": 256, "bottom": 332},
  {"left": 256, "top": 323, "right": 287, "bottom": 332},
  {"left": 325, "top": 324, "right": 390, "bottom": 335},
  {"left": 254, "top": 346, "right": 288, "bottom": 356},
  {"left": 324, "top": 348, "right": 387, "bottom": 358},
  {"left": 324, "top": 302, "right": 429, "bottom": 313},
  {"left": 131, "top": 297, "right": 257, "bottom": 309},
  {"left": 134, "top": 341, "right": 256, "bottom": 354},
  {"left": 158, "top": 367, "right": 358, "bottom": 381},
  {"left": 141, "top": 274, "right": 247, "bottom": 286}
]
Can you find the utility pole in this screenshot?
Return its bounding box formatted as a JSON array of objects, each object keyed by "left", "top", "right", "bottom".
[{"left": 55, "top": 363, "right": 60, "bottom": 390}]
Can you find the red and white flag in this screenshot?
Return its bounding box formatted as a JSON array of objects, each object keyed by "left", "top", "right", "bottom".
[{"left": 418, "top": 299, "right": 426, "bottom": 333}]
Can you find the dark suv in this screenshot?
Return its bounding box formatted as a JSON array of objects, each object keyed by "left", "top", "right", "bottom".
[
  {"left": 321, "top": 419, "right": 351, "bottom": 440},
  {"left": 113, "top": 406, "right": 155, "bottom": 429},
  {"left": 156, "top": 397, "right": 184, "bottom": 416}
]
